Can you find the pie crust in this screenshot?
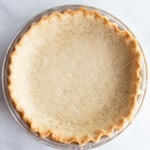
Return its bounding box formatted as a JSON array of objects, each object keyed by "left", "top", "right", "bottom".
[{"left": 8, "top": 8, "right": 142, "bottom": 145}]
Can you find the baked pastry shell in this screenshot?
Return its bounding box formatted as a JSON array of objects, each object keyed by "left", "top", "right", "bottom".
[{"left": 2, "top": 5, "right": 148, "bottom": 150}]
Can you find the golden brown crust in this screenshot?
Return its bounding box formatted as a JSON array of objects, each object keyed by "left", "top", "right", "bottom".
[{"left": 8, "top": 7, "right": 142, "bottom": 145}]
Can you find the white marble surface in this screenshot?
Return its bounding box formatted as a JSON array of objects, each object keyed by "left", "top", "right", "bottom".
[{"left": 0, "top": 0, "right": 150, "bottom": 150}]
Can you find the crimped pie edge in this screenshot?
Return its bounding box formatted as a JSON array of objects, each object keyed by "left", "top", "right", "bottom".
[{"left": 7, "top": 7, "right": 142, "bottom": 145}]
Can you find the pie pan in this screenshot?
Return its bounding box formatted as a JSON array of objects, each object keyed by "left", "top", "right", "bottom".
[{"left": 2, "top": 5, "right": 148, "bottom": 150}]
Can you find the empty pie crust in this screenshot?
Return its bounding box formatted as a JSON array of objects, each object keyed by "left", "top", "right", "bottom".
[{"left": 8, "top": 8, "right": 142, "bottom": 145}]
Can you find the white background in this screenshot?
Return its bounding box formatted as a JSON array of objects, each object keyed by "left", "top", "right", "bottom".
[{"left": 0, "top": 0, "right": 150, "bottom": 150}]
